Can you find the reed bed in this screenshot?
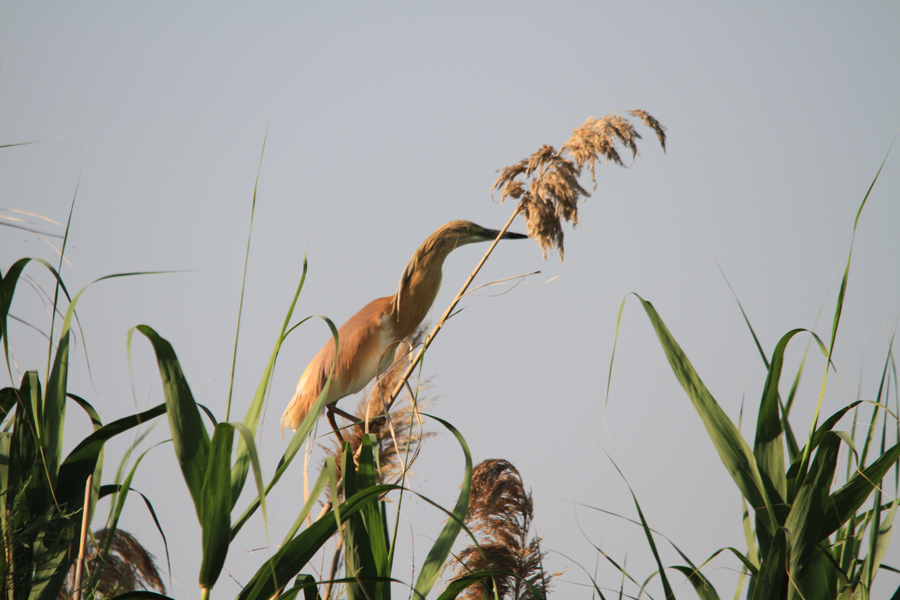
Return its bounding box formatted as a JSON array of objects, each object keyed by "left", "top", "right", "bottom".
[{"left": 3, "top": 114, "right": 896, "bottom": 600}]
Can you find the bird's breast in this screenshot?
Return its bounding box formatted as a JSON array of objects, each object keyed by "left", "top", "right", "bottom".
[{"left": 328, "top": 296, "right": 403, "bottom": 399}]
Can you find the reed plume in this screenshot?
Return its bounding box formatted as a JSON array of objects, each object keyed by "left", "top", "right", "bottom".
[
  {"left": 493, "top": 110, "right": 666, "bottom": 260},
  {"left": 63, "top": 528, "right": 165, "bottom": 598},
  {"left": 451, "top": 459, "right": 556, "bottom": 600}
]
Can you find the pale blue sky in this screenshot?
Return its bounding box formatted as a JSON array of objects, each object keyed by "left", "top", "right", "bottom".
[{"left": 2, "top": 3, "right": 899, "bottom": 598}]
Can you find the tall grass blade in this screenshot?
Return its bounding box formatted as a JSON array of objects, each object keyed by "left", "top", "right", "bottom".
[
  {"left": 232, "top": 255, "right": 308, "bottom": 509},
  {"left": 827, "top": 135, "right": 893, "bottom": 360},
  {"left": 236, "top": 484, "right": 397, "bottom": 600},
  {"left": 629, "top": 294, "right": 777, "bottom": 533},
  {"left": 740, "top": 497, "right": 760, "bottom": 598},
  {"left": 822, "top": 441, "right": 900, "bottom": 537},
  {"left": 44, "top": 273, "right": 151, "bottom": 500},
  {"left": 435, "top": 571, "right": 509, "bottom": 600},
  {"left": 604, "top": 451, "right": 676, "bottom": 599},
  {"left": 860, "top": 342, "right": 900, "bottom": 590},
  {"left": 356, "top": 435, "right": 391, "bottom": 600},
  {"left": 230, "top": 314, "right": 338, "bottom": 539},
  {"left": 42, "top": 326, "right": 69, "bottom": 495},
  {"left": 713, "top": 260, "right": 770, "bottom": 370},
  {"left": 1, "top": 259, "right": 72, "bottom": 381},
  {"left": 228, "top": 422, "right": 268, "bottom": 533},
  {"left": 755, "top": 330, "right": 804, "bottom": 509},
  {"left": 862, "top": 495, "right": 899, "bottom": 590},
  {"left": 752, "top": 527, "right": 786, "bottom": 600},
  {"left": 57, "top": 404, "right": 166, "bottom": 506},
  {"left": 669, "top": 566, "right": 719, "bottom": 600},
  {"left": 198, "top": 423, "right": 233, "bottom": 590},
  {"left": 785, "top": 431, "right": 840, "bottom": 596},
  {"left": 91, "top": 444, "right": 167, "bottom": 592},
  {"left": 341, "top": 439, "right": 380, "bottom": 600},
  {"left": 46, "top": 155, "right": 82, "bottom": 382},
  {"left": 131, "top": 325, "right": 210, "bottom": 518},
  {"left": 225, "top": 121, "right": 269, "bottom": 423},
  {"left": 278, "top": 457, "right": 333, "bottom": 548},
  {"left": 413, "top": 416, "right": 473, "bottom": 599},
  {"left": 797, "top": 136, "right": 894, "bottom": 486},
  {"left": 786, "top": 401, "right": 861, "bottom": 483}
]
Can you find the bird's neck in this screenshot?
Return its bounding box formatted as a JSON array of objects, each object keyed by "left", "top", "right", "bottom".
[{"left": 390, "top": 236, "right": 456, "bottom": 338}]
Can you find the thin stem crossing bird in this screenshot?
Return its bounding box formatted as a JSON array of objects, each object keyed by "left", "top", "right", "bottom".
[{"left": 281, "top": 220, "right": 527, "bottom": 440}]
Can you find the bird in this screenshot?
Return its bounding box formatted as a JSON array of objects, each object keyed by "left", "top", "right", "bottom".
[{"left": 281, "top": 220, "right": 528, "bottom": 440}]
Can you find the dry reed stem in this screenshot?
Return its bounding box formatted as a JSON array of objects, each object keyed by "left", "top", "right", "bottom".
[
  {"left": 494, "top": 110, "right": 666, "bottom": 260},
  {"left": 72, "top": 474, "right": 92, "bottom": 600}
]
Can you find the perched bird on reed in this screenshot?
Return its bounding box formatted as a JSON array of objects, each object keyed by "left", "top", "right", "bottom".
[{"left": 281, "top": 220, "right": 527, "bottom": 440}]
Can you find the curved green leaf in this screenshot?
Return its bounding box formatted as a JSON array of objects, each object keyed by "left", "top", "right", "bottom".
[
  {"left": 67, "top": 393, "right": 102, "bottom": 432},
  {"left": 755, "top": 329, "right": 805, "bottom": 505},
  {"left": 275, "top": 457, "right": 333, "bottom": 548},
  {"left": 42, "top": 325, "right": 69, "bottom": 494},
  {"left": 231, "top": 315, "right": 338, "bottom": 537},
  {"left": 232, "top": 255, "right": 307, "bottom": 507},
  {"left": 632, "top": 295, "right": 777, "bottom": 533},
  {"left": 786, "top": 431, "right": 840, "bottom": 583},
  {"left": 342, "top": 439, "right": 379, "bottom": 600},
  {"left": 108, "top": 592, "right": 178, "bottom": 600},
  {"left": 58, "top": 403, "right": 166, "bottom": 509},
  {"left": 199, "top": 423, "right": 233, "bottom": 590},
  {"left": 786, "top": 401, "right": 862, "bottom": 483},
  {"left": 436, "top": 570, "right": 515, "bottom": 600},
  {"left": 753, "top": 527, "right": 786, "bottom": 600},
  {"left": 0, "top": 258, "right": 72, "bottom": 380},
  {"left": 413, "top": 416, "right": 473, "bottom": 599},
  {"left": 823, "top": 440, "right": 900, "bottom": 538},
  {"left": 91, "top": 442, "right": 164, "bottom": 592},
  {"left": 131, "top": 325, "right": 209, "bottom": 518},
  {"left": 0, "top": 386, "right": 16, "bottom": 425},
  {"left": 237, "top": 484, "right": 398, "bottom": 600},
  {"left": 669, "top": 565, "right": 719, "bottom": 600},
  {"left": 98, "top": 482, "right": 172, "bottom": 585}
]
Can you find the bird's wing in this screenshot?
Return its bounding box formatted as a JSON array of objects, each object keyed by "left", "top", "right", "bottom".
[
  {"left": 281, "top": 295, "right": 396, "bottom": 434},
  {"left": 329, "top": 295, "right": 397, "bottom": 398}
]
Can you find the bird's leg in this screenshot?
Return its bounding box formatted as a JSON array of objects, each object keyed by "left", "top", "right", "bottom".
[
  {"left": 330, "top": 405, "right": 364, "bottom": 423},
  {"left": 327, "top": 404, "right": 386, "bottom": 443},
  {"left": 331, "top": 404, "right": 387, "bottom": 436},
  {"left": 326, "top": 405, "right": 346, "bottom": 445}
]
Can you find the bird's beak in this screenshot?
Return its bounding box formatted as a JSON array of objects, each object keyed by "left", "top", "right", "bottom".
[{"left": 483, "top": 228, "right": 528, "bottom": 240}]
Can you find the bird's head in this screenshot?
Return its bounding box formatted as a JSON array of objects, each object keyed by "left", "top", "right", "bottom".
[
  {"left": 436, "top": 220, "right": 528, "bottom": 249},
  {"left": 393, "top": 220, "right": 529, "bottom": 317}
]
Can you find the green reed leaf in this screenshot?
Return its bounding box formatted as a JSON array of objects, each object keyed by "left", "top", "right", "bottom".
[
  {"left": 198, "top": 423, "right": 233, "bottom": 590},
  {"left": 132, "top": 325, "right": 210, "bottom": 519}
]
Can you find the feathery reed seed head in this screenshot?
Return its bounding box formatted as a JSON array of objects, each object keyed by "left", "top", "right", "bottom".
[
  {"left": 64, "top": 529, "right": 165, "bottom": 597},
  {"left": 451, "top": 459, "right": 556, "bottom": 600},
  {"left": 493, "top": 110, "right": 665, "bottom": 260}
]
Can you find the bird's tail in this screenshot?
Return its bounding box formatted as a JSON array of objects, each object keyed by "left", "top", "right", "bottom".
[{"left": 280, "top": 390, "right": 317, "bottom": 438}]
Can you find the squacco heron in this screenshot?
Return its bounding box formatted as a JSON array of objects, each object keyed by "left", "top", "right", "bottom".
[{"left": 281, "top": 220, "right": 527, "bottom": 439}]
